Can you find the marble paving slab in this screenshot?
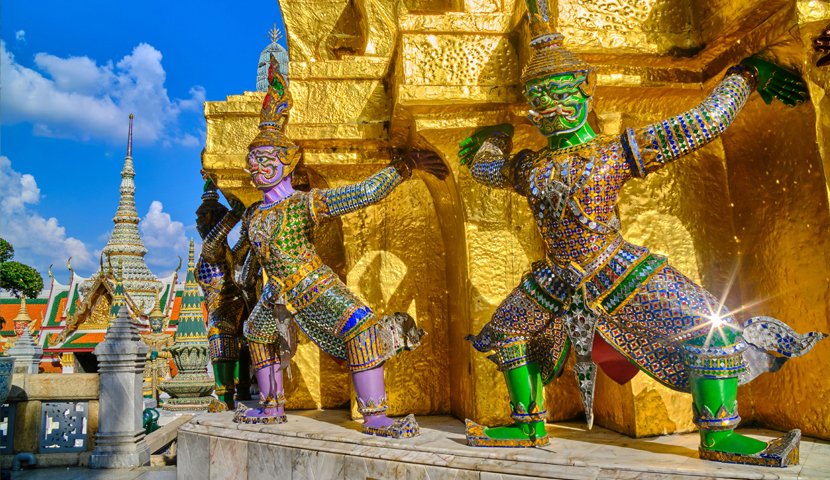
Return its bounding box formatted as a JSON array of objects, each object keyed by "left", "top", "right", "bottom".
[{"left": 180, "top": 408, "right": 830, "bottom": 480}]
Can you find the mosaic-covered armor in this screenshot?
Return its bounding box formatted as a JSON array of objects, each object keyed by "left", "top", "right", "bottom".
[
  {"left": 195, "top": 183, "right": 252, "bottom": 411},
  {"left": 230, "top": 55, "right": 446, "bottom": 435},
  {"left": 242, "top": 162, "right": 409, "bottom": 357},
  {"left": 460, "top": 0, "right": 825, "bottom": 466}
]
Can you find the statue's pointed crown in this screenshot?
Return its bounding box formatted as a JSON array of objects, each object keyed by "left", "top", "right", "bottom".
[
  {"left": 521, "top": 0, "right": 594, "bottom": 89},
  {"left": 247, "top": 53, "right": 301, "bottom": 176},
  {"left": 248, "top": 53, "right": 297, "bottom": 152}
]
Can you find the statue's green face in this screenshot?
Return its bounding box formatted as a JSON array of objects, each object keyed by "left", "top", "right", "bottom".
[
  {"left": 150, "top": 317, "right": 163, "bottom": 334},
  {"left": 523, "top": 73, "right": 591, "bottom": 137}
]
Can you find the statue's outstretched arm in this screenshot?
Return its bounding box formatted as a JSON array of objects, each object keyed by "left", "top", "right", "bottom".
[
  {"left": 307, "top": 150, "right": 447, "bottom": 223},
  {"left": 460, "top": 123, "right": 533, "bottom": 195},
  {"left": 469, "top": 140, "right": 535, "bottom": 195},
  {"left": 230, "top": 210, "right": 251, "bottom": 266},
  {"left": 625, "top": 58, "right": 808, "bottom": 178},
  {"left": 307, "top": 160, "right": 408, "bottom": 223},
  {"left": 202, "top": 211, "right": 241, "bottom": 262}
]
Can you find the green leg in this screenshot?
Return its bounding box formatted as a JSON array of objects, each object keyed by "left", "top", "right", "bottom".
[
  {"left": 213, "top": 362, "right": 237, "bottom": 410},
  {"left": 235, "top": 345, "right": 252, "bottom": 401},
  {"left": 691, "top": 376, "right": 766, "bottom": 455},
  {"left": 467, "top": 362, "right": 548, "bottom": 447}
]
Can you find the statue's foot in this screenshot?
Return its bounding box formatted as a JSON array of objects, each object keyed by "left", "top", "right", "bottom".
[
  {"left": 465, "top": 420, "right": 548, "bottom": 447},
  {"left": 699, "top": 429, "right": 800, "bottom": 467},
  {"left": 362, "top": 414, "right": 419, "bottom": 438},
  {"left": 207, "top": 398, "right": 229, "bottom": 413},
  {"left": 215, "top": 393, "right": 235, "bottom": 411},
  {"left": 232, "top": 403, "right": 287, "bottom": 425}
]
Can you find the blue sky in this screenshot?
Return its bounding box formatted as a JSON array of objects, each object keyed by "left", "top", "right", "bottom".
[{"left": 1, "top": 0, "right": 288, "bottom": 282}]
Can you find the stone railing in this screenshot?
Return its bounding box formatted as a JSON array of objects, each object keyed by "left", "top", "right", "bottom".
[{"left": 0, "top": 373, "right": 99, "bottom": 468}]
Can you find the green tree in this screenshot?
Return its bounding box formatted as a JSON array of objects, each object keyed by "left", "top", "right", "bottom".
[
  {"left": 0, "top": 238, "right": 13, "bottom": 263},
  {"left": 0, "top": 239, "right": 44, "bottom": 299}
]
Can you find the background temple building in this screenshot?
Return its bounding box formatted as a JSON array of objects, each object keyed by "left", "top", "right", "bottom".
[{"left": 0, "top": 117, "right": 207, "bottom": 373}]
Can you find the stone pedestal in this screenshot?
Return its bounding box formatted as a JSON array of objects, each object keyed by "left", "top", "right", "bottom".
[
  {"left": 157, "top": 239, "right": 214, "bottom": 411},
  {"left": 90, "top": 304, "right": 151, "bottom": 468},
  {"left": 178, "top": 408, "right": 830, "bottom": 480},
  {"left": 158, "top": 344, "right": 214, "bottom": 411},
  {"left": 7, "top": 326, "right": 43, "bottom": 374}
]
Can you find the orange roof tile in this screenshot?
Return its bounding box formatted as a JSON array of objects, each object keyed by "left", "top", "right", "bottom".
[
  {"left": 55, "top": 298, "right": 67, "bottom": 322},
  {"left": 63, "top": 332, "right": 107, "bottom": 347},
  {"left": 169, "top": 297, "right": 182, "bottom": 321},
  {"left": 0, "top": 302, "right": 48, "bottom": 331}
]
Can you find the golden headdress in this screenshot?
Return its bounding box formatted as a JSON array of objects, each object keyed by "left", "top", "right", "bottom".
[
  {"left": 248, "top": 54, "right": 301, "bottom": 173},
  {"left": 521, "top": 0, "right": 595, "bottom": 95}
]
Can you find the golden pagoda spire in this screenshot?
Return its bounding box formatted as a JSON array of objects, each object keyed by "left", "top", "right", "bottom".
[
  {"left": 14, "top": 297, "right": 32, "bottom": 322},
  {"left": 149, "top": 289, "right": 166, "bottom": 322},
  {"left": 268, "top": 23, "right": 283, "bottom": 44}
]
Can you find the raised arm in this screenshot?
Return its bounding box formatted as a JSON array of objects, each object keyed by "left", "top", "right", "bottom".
[
  {"left": 307, "top": 151, "right": 447, "bottom": 224},
  {"left": 459, "top": 123, "right": 533, "bottom": 195},
  {"left": 469, "top": 138, "right": 535, "bottom": 195},
  {"left": 202, "top": 194, "right": 248, "bottom": 262},
  {"left": 201, "top": 211, "right": 241, "bottom": 262},
  {"left": 624, "top": 58, "right": 808, "bottom": 178},
  {"left": 230, "top": 213, "right": 251, "bottom": 266},
  {"left": 307, "top": 159, "right": 408, "bottom": 224}
]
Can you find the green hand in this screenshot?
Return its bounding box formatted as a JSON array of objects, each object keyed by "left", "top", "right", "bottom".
[
  {"left": 221, "top": 191, "right": 246, "bottom": 217},
  {"left": 458, "top": 123, "right": 514, "bottom": 166},
  {"left": 150, "top": 351, "right": 159, "bottom": 361},
  {"left": 228, "top": 198, "right": 246, "bottom": 217},
  {"left": 741, "top": 57, "right": 809, "bottom": 108}
]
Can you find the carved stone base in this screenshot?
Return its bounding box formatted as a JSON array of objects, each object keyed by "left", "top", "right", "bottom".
[
  {"left": 176, "top": 409, "right": 829, "bottom": 480},
  {"left": 161, "top": 395, "right": 213, "bottom": 412}
]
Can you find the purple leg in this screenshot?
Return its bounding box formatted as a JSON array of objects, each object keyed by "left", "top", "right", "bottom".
[
  {"left": 241, "top": 363, "right": 285, "bottom": 420},
  {"left": 272, "top": 363, "right": 285, "bottom": 417},
  {"left": 352, "top": 366, "right": 396, "bottom": 430}
]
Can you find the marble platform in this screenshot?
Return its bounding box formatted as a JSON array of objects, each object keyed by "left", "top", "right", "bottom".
[{"left": 177, "top": 409, "right": 830, "bottom": 480}]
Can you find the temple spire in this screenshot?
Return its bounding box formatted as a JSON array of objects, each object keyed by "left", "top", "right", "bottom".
[
  {"left": 173, "top": 239, "right": 207, "bottom": 344},
  {"left": 14, "top": 297, "right": 32, "bottom": 323},
  {"left": 82, "top": 115, "right": 161, "bottom": 315},
  {"left": 127, "top": 113, "right": 133, "bottom": 157},
  {"left": 257, "top": 25, "right": 289, "bottom": 92}
]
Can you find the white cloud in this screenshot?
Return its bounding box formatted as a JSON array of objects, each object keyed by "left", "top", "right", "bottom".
[
  {"left": 15, "top": 31, "right": 25, "bottom": 42},
  {"left": 0, "top": 155, "right": 94, "bottom": 274},
  {"left": 175, "top": 133, "right": 200, "bottom": 147},
  {"left": 0, "top": 40, "right": 205, "bottom": 146},
  {"left": 178, "top": 86, "right": 206, "bottom": 112},
  {"left": 139, "top": 201, "right": 189, "bottom": 267}
]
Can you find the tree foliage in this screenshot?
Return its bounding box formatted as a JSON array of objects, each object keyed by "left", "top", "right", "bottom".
[
  {"left": 0, "top": 239, "right": 44, "bottom": 299},
  {"left": 0, "top": 238, "right": 13, "bottom": 264},
  {"left": 0, "top": 262, "right": 44, "bottom": 299}
]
